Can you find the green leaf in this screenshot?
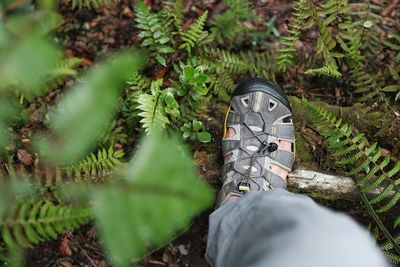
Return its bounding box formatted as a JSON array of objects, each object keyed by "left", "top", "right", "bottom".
[
  {"left": 92, "top": 134, "right": 213, "bottom": 266},
  {"left": 164, "top": 92, "right": 178, "bottom": 108},
  {"left": 196, "top": 132, "right": 212, "bottom": 143},
  {"left": 182, "top": 131, "right": 191, "bottom": 139},
  {"left": 36, "top": 51, "right": 146, "bottom": 162},
  {"left": 141, "top": 38, "right": 154, "bottom": 47},
  {"left": 381, "top": 84, "right": 400, "bottom": 92},
  {"left": 195, "top": 74, "right": 208, "bottom": 85},
  {"left": 159, "top": 45, "right": 175, "bottom": 54},
  {"left": 183, "top": 66, "right": 195, "bottom": 81},
  {"left": 194, "top": 85, "right": 208, "bottom": 95},
  {"left": 155, "top": 54, "right": 166, "bottom": 66},
  {"left": 192, "top": 120, "right": 203, "bottom": 131}
]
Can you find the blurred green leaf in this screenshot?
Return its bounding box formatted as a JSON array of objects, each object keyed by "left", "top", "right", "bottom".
[
  {"left": 92, "top": 134, "right": 213, "bottom": 266},
  {"left": 6, "top": 11, "right": 62, "bottom": 36},
  {"left": 0, "top": 98, "right": 20, "bottom": 152},
  {"left": 0, "top": 177, "right": 35, "bottom": 218},
  {"left": 0, "top": 35, "right": 60, "bottom": 97},
  {"left": 196, "top": 132, "right": 211, "bottom": 143},
  {"left": 36, "top": 51, "right": 146, "bottom": 162}
]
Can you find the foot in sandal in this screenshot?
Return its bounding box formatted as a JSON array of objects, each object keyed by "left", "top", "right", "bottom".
[{"left": 216, "top": 78, "right": 295, "bottom": 207}]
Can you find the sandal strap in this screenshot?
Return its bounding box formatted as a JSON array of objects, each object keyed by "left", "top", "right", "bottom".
[
  {"left": 267, "top": 149, "right": 295, "bottom": 171},
  {"left": 271, "top": 124, "right": 295, "bottom": 140}
]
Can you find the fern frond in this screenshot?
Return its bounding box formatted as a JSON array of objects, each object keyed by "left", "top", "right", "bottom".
[
  {"left": 348, "top": 2, "right": 383, "bottom": 54},
  {"left": 61, "top": 146, "right": 123, "bottom": 183},
  {"left": 276, "top": 0, "right": 304, "bottom": 71},
  {"left": 278, "top": 0, "right": 341, "bottom": 77},
  {"left": 304, "top": 0, "right": 341, "bottom": 77},
  {"left": 208, "top": 71, "right": 235, "bottom": 102},
  {"left": 97, "top": 120, "right": 127, "bottom": 146},
  {"left": 179, "top": 11, "right": 208, "bottom": 54},
  {"left": 224, "top": 0, "right": 254, "bottom": 19},
  {"left": 303, "top": 99, "right": 400, "bottom": 262},
  {"left": 137, "top": 79, "right": 169, "bottom": 134},
  {"left": 126, "top": 70, "right": 149, "bottom": 92},
  {"left": 67, "top": 0, "right": 117, "bottom": 9},
  {"left": 210, "top": 11, "right": 239, "bottom": 44},
  {"left": 162, "top": 0, "right": 184, "bottom": 32},
  {"left": 209, "top": 0, "right": 254, "bottom": 43},
  {"left": 123, "top": 71, "right": 151, "bottom": 130},
  {"left": 0, "top": 147, "right": 122, "bottom": 198},
  {"left": 305, "top": 64, "right": 341, "bottom": 77},
  {"left": 321, "top": 0, "right": 350, "bottom": 26},
  {"left": 135, "top": 2, "right": 175, "bottom": 66},
  {"left": 47, "top": 57, "right": 82, "bottom": 89},
  {"left": 0, "top": 199, "right": 91, "bottom": 249},
  {"left": 202, "top": 47, "right": 250, "bottom": 74}
]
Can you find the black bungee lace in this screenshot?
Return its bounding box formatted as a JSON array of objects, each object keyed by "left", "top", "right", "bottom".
[{"left": 237, "top": 141, "right": 278, "bottom": 192}]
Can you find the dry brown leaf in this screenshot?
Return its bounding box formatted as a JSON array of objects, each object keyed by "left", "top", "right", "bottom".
[{"left": 17, "top": 149, "right": 33, "bottom": 166}]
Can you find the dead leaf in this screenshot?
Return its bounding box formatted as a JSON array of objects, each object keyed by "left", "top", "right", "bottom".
[
  {"left": 58, "top": 260, "right": 73, "bottom": 267},
  {"left": 82, "top": 58, "right": 93, "bottom": 66},
  {"left": 59, "top": 236, "right": 72, "bottom": 256},
  {"left": 17, "top": 150, "right": 33, "bottom": 166}
]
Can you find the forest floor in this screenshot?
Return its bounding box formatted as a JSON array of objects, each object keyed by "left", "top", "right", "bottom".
[{"left": 23, "top": 0, "right": 400, "bottom": 266}]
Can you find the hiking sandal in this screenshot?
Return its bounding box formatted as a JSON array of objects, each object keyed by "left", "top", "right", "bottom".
[{"left": 216, "top": 78, "right": 295, "bottom": 207}]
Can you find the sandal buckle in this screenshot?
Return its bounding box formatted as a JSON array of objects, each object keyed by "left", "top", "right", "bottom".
[{"left": 238, "top": 181, "right": 251, "bottom": 192}]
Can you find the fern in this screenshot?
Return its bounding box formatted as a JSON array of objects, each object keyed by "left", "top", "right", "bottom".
[
  {"left": 202, "top": 47, "right": 250, "bottom": 74},
  {"left": 67, "top": 0, "right": 117, "bottom": 9},
  {"left": 179, "top": 11, "right": 208, "bottom": 54},
  {"left": 321, "top": 0, "right": 350, "bottom": 26},
  {"left": 210, "top": 0, "right": 254, "bottom": 43},
  {"left": 276, "top": 0, "right": 305, "bottom": 71},
  {"left": 47, "top": 57, "right": 83, "bottom": 89},
  {"left": 348, "top": 2, "right": 383, "bottom": 54},
  {"left": 277, "top": 0, "right": 341, "bottom": 77},
  {"left": 135, "top": 2, "right": 175, "bottom": 66},
  {"left": 210, "top": 11, "right": 239, "bottom": 44},
  {"left": 22, "top": 146, "right": 124, "bottom": 187},
  {"left": 304, "top": 0, "right": 342, "bottom": 77},
  {"left": 162, "top": 0, "right": 184, "bottom": 33},
  {"left": 305, "top": 64, "right": 341, "bottom": 77},
  {"left": 137, "top": 79, "right": 169, "bottom": 134},
  {"left": 16, "top": 57, "right": 83, "bottom": 104},
  {"left": 224, "top": 0, "right": 254, "bottom": 19},
  {"left": 0, "top": 199, "right": 91, "bottom": 249},
  {"left": 304, "top": 99, "right": 400, "bottom": 263},
  {"left": 208, "top": 71, "right": 235, "bottom": 102},
  {"left": 123, "top": 71, "right": 150, "bottom": 130},
  {"left": 97, "top": 119, "right": 128, "bottom": 146},
  {"left": 60, "top": 146, "right": 123, "bottom": 182}
]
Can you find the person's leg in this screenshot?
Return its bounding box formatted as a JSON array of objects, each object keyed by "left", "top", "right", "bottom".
[
  {"left": 207, "top": 78, "right": 390, "bottom": 267},
  {"left": 206, "top": 189, "right": 389, "bottom": 267}
]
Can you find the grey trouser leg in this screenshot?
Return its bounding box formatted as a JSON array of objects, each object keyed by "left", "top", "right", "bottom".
[{"left": 206, "top": 189, "right": 390, "bottom": 267}]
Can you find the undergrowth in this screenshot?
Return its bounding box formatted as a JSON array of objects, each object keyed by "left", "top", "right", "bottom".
[{"left": 0, "top": 0, "right": 399, "bottom": 266}]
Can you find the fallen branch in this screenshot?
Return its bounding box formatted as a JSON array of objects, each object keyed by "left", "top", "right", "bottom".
[{"left": 288, "top": 169, "right": 386, "bottom": 200}]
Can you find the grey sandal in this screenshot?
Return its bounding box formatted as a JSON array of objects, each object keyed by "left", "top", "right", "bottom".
[{"left": 217, "top": 78, "right": 295, "bottom": 207}]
